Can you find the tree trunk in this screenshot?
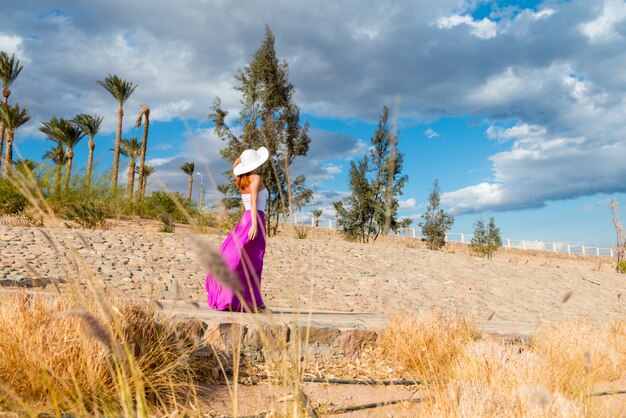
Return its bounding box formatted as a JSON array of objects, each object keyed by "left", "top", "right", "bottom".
[
  {"left": 335, "top": 213, "right": 338, "bottom": 231},
  {"left": 187, "top": 176, "right": 193, "bottom": 205},
  {"left": 2, "top": 135, "right": 13, "bottom": 177},
  {"left": 111, "top": 106, "right": 124, "bottom": 194},
  {"left": 0, "top": 94, "right": 8, "bottom": 177},
  {"left": 266, "top": 201, "right": 272, "bottom": 237},
  {"left": 141, "top": 174, "right": 148, "bottom": 198},
  {"left": 64, "top": 149, "right": 74, "bottom": 190},
  {"left": 55, "top": 163, "right": 62, "bottom": 195},
  {"left": 86, "top": 138, "right": 95, "bottom": 189},
  {"left": 137, "top": 112, "right": 149, "bottom": 198},
  {"left": 127, "top": 161, "right": 135, "bottom": 200}
]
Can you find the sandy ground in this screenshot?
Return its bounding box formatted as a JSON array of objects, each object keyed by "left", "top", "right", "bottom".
[{"left": 1, "top": 219, "right": 624, "bottom": 324}]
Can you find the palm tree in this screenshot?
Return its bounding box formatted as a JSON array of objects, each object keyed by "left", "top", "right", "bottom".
[
  {"left": 42, "top": 144, "right": 66, "bottom": 195},
  {"left": 40, "top": 117, "right": 65, "bottom": 194},
  {"left": 135, "top": 104, "right": 150, "bottom": 198},
  {"left": 312, "top": 209, "right": 323, "bottom": 227},
  {"left": 331, "top": 201, "right": 343, "bottom": 231},
  {"left": 0, "top": 103, "right": 30, "bottom": 177},
  {"left": 119, "top": 137, "right": 141, "bottom": 199},
  {"left": 40, "top": 118, "right": 84, "bottom": 190},
  {"left": 140, "top": 164, "right": 155, "bottom": 197},
  {"left": 73, "top": 113, "right": 103, "bottom": 188},
  {"left": 97, "top": 74, "right": 137, "bottom": 194},
  {"left": 0, "top": 52, "right": 23, "bottom": 176},
  {"left": 59, "top": 121, "right": 84, "bottom": 190},
  {"left": 13, "top": 158, "right": 38, "bottom": 181},
  {"left": 180, "top": 162, "right": 195, "bottom": 205}
]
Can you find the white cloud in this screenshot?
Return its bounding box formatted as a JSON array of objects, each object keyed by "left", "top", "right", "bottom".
[
  {"left": 437, "top": 14, "right": 497, "bottom": 39},
  {"left": 424, "top": 128, "right": 440, "bottom": 138},
  {"left": 150, "top": 100, "right": 192, "bottom": 122},
  {"left": 399, "top": 198, "right": 416, "bottom": 209},
  {"left": 581, "top": 0, "right": 626, "bottom": 42},
  {"left": 0, "top": 34, "right": 23, "bottom": 55},
  {"left": 322, "top": 165, "right": 342, "bottom": 175},
  {"left": 153, "top": 143, "right": 173, "bottom": 151}
]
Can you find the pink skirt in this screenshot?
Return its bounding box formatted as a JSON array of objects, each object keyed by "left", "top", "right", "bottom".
[{"left": 204, "top": 210, "right": 266, "bottom": 312}]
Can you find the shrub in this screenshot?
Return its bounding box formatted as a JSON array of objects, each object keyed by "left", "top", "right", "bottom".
[
  {"left": 138, "top": 191, "right": 192, "bottom": 223},
  {"left": 159, "top": 213, "right": 175, "bottom": 233},
  {"left": 617, "top": 259, "right": 626, "bottom": 274},
  {"left": 469, "top": 216, "right": 502, "bottom": 259},
  {"left": 420, "top": 179, "right": 454, "bottom": 250},
  {"left": 0, "top": 178, "right": 28, "bottom": 215},
  {"left": 64, "top": 201, "right": 107, "bottom": 229},
  {"left": 295, "top": 225, "right": 308, "bottom": 239}
]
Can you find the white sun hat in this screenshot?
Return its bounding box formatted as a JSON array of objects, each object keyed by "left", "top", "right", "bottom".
[{"left": 233, "top": 146, "right": 269, "bottom": 176}]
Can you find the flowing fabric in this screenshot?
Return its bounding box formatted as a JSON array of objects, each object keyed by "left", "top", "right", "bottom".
[{"left": 204, "top": 210, "right": 266, "bottom": 312}]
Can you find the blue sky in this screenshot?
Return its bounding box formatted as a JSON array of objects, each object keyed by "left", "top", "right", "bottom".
[{"left": 3, "top": 0, "right": 626, "bottom": 247}]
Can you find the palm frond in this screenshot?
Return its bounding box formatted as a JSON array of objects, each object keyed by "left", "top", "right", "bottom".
[
  {"left": 0, "top": 102, "right": 31, "bottom": 131},
  {"left": 72, "top": 113, "right": 103, "bottom": 138},
  {"left": 141, "top": 164, "right": 155, "bottom": 178},
  {"left": 40, "top": 117, "right": 84, "bottom": 149},
  {"left": 0, "top": 52, "right": 23, "bottom": 93},
  {"left": 135, "top": 104, "right": 150, "bottom": 128},
  {"left": 96, "top": 74, "right": 138, "bottom": 107},
  {"left": 180, "top": 162, "right": 195, "bottom": 176},
  {"left": 13, "top": 158, "right": 38, "bottom": 171},
  {"left": 119, "top": 137, "right": 142, "bottom": 161},
  {"left": 43, "top": 144, "right": 67, "bottom": 165}
]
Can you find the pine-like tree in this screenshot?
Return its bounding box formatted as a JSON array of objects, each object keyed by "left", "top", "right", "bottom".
[
  {"left": 340, "top": 106, "right": 407, "bottom": 243},
  {"left": 420, "top": 179, "right": 454, "bottom": 250},
  {"left": 341, "top": 158, "right": 376, "bottom": 242},
  {"left": 470, "top": 216, "right": 502, "bottom": 259},
  {"left": 209, "top": 25, "right": 311, "bottom": 236}
]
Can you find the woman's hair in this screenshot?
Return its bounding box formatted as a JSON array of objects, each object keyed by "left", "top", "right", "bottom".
[{"left": 235, "top": 173, "right": 252, "bottom": 190}]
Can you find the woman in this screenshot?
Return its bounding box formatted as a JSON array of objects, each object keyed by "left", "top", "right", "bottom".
[{"left": 204, "top": 146, "right": 270, "bottom": 312}]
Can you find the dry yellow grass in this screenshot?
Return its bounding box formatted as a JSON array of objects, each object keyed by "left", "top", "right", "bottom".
[
  {"left": 380, "top": 310, "right": 480, "bottom": 381},
  {"left": 380, "top": 312, "right": 626, "bottom": 417},
  {"left": 0, "top": 292, "right": 214, "bottom": 416}
]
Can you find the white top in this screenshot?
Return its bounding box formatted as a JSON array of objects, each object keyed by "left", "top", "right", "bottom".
[{"left": 242, "top": 188, "right": 268, "bottom": 212}]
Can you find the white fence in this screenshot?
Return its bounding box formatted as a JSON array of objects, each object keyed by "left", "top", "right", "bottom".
[{"left": 284, "top": 214, "right": 617, "bottom": 258}]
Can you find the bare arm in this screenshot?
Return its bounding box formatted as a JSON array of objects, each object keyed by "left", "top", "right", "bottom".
[{"left": 248, "top": 175, "right": 261, "bottom": 240}]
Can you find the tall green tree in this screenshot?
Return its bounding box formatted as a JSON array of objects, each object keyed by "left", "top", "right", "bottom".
[
  {"left": 209, "top": 25, "right": 311, "bottom": 236},
  {"left": 0, "top": 103, "right": 30, "bottom": 177},
  {"left": 73, "top": 113, "right": 103, "bottom": 188},
  {"left": 135, "top": 104, "right": 150, "bottom": 198},
  {"left": 340, "top": 106, "right": 407, "bottom": 243},
  {"left": 341, "top": 158, "right": 376, "bottom": 242},
  {"left": 420, "top": 179, "right": 454, "bottom": 250},
  {"left": 119, "top": 137, "right": 141, "bottom": 199},
  {"left": 97, "top": 75, "right": 137, "bottom": 194},
  {"left": 0, "top": 52, "right": 23, "bottom": 177},
  {"left": 180, "top": 162, "right": 195, "bottom": 205},
  {"left": 469, "top": 216, "right": 502, "bottom": 259}
]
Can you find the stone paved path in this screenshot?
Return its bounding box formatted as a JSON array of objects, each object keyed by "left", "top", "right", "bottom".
[{"left": 1, "top": 226, "right": 624, "bottom": 325}]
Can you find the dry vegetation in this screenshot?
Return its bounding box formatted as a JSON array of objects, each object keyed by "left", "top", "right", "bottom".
[
  {"left": 0, "top": 293, "right": 215, "bottom": 417},
  {"left": 1, "top": 173, "right": 625, "bottom": 416}
]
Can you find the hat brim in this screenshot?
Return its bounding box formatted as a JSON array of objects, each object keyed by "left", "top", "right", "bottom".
[{"left": 233, "top": 146, "right": 269, "bottom": 176}]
